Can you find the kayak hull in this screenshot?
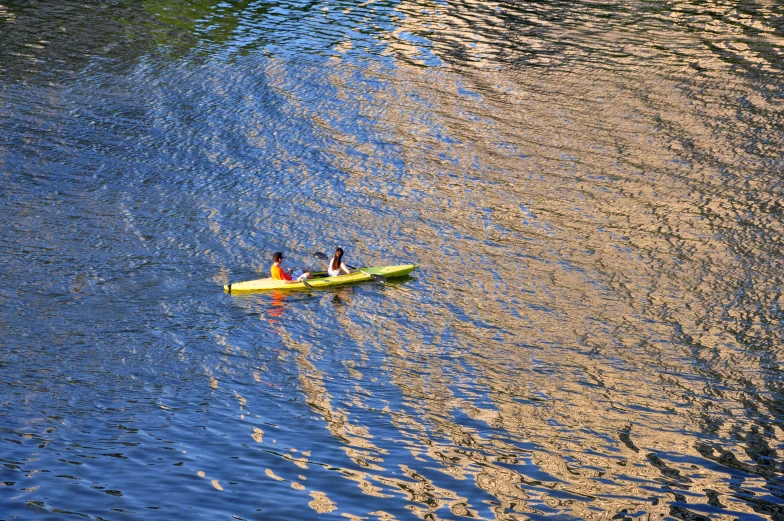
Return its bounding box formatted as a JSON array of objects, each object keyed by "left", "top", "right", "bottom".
[{"left": 224, "top": 264, "right": 419, "bottom": 294}]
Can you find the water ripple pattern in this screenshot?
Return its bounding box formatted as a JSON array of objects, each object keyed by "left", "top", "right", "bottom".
[{"left": 1, "top": 0, "right": 783, "bottom": 520}]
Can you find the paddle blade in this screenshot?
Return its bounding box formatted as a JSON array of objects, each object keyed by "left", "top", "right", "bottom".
[
  {"left": 359, "top": 268, "right": 386, "bottom": 284},
  {"left": 313, "top": 251, "right": 329, "bottom": 262}
]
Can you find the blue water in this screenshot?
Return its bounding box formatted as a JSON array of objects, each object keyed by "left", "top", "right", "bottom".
[{"left": 2, "top": 1, "right": 784, "bottom": 519}]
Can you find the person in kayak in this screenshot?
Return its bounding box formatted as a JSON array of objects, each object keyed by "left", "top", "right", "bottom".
[
  {"left": 327, "top": 247, "right": 352, "bottom": 277},
  {"left": 270, "top": 252, "right": 311, "bottom": 283}
]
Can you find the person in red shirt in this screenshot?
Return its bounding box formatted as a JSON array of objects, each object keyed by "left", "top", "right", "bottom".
[{"left": 270, "top": 252, "right": 311, "bottom": 283}]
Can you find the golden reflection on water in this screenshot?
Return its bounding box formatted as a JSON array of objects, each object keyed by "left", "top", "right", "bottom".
[
  {"left": 220, "top": 2, "right": 784, "bottom": 518},
  {"left": 2, "top": 0, "right": 781, "bottom": 518}
]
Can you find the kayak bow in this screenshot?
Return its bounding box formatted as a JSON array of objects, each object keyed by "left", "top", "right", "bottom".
[{"left": 224, "top": 264, "right": 419, "bottom": 294}]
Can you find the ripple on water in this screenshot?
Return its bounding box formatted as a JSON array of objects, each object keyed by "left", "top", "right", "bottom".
[{"left": 2, "top": 0, "right": 784, "bottom": 520}]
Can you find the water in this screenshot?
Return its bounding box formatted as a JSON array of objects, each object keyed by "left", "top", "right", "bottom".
[{"left": 1, "top": 0, "right": 783, "bottom": 519}]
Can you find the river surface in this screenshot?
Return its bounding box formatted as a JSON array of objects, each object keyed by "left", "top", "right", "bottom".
[{"left": 1, "top": 1, "right": 784, "bottom": 520}]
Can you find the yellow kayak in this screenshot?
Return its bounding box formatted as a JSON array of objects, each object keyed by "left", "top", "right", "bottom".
[{"left": 224, "top": 264, "right": 419, "bottom": 294}]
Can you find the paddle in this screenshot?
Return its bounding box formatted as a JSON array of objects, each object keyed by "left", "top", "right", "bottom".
[
  {"left": 292, "top": 266, "right": 313, "bottom": 288},
  {"left": 313, "top": 252, "right": 386, "bottom": 284},
  {"left": 286, "top": 265, "right": 312, "bottom": 288}
]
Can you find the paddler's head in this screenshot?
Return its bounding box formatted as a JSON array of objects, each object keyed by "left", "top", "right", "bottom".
[
  {"left": 273, "top": 251, "right": 284, "bottom": 264},
  {"left": 332, "top": 247, "right": 344, "bottom": 270}
]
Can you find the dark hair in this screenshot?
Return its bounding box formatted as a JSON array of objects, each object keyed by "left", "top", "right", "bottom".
[
  {"left": 331, "top": 247, "right": 344, "bottom": 271},
  {"left": 273, "top": 252, "right": 283, "bottom": 262}
]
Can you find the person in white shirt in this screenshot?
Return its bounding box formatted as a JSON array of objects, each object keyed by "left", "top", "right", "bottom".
[{"left": 327, "top": 247, "right": 351, "bottom": 277}]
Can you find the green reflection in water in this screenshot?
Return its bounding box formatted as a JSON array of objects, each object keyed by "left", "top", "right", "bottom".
[{"left": 140, "top": 0, "right": 259, "bottom": 49}]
